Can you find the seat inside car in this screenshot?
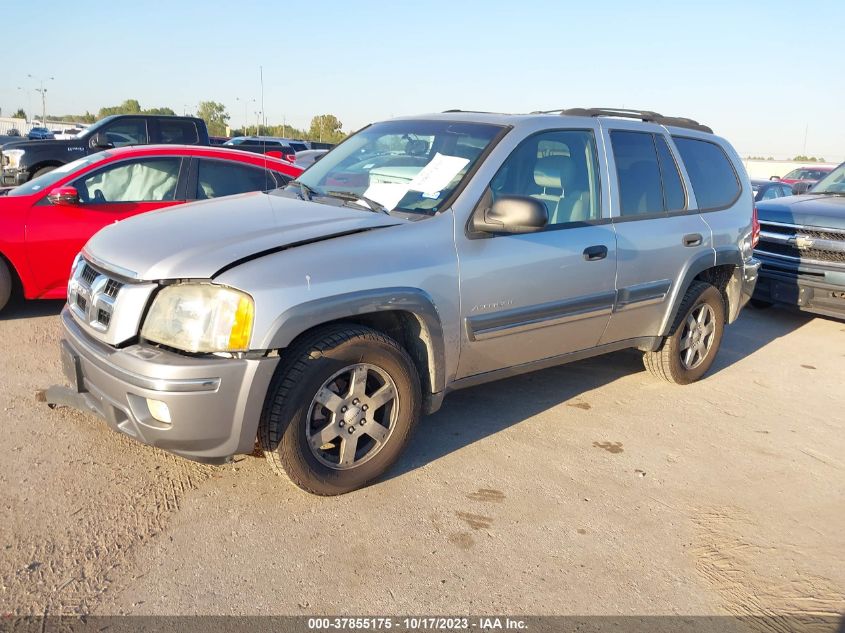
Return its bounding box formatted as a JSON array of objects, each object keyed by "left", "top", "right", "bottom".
[{"left": 530, "top": 155, "right": 592, "bottom": 224}]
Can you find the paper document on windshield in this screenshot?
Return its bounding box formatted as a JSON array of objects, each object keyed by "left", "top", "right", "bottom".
[
  {"left": 408, "top": 153, "right": 470, "bottom": 195},
  {"left": 362, "top": 182, "right": 409, "bottom": 211}
]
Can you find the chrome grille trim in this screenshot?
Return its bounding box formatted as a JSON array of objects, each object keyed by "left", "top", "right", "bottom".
[
  {"left": 757, "top": 220, "right": 845, "bottom": 268},
  {"left": 67, "top": 257, "right": 157, "bottom": 346}
]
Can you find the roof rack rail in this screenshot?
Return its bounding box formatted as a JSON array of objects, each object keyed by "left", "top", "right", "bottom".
[{"left": 533, "top": 108, "right": 713, "bottom": 134}]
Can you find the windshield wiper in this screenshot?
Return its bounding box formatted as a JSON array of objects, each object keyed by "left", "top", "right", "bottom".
[
  {"left": 289, "top": 180, "right": 317, "bottom": 201},
  {"left": 325, "top": 190, "right": 390, "bottom": 214}
]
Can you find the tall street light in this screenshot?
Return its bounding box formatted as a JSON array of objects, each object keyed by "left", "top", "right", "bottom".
[
  {"left": 16, "top": 87, "right": 32, "bottom": 123},
  {"left": 28, "top": 74, "right": 54, "bottom": 126}
]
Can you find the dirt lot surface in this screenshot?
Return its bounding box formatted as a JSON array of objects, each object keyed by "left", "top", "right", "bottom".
[{"left": 1, "top": 301, "right": 843, "bottom": 621}]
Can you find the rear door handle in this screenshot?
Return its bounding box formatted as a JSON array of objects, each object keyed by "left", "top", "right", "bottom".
[
  {"left": 683, "top": 233, "right": 703, "bottom": 247},
  {"left": 583, "top": 245, "right": 608, "bottom": 261}
]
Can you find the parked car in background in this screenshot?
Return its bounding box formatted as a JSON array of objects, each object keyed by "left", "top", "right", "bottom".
[
  {"left": 46, "top": 108, "right": 759, "bottom": 495},
  {"left": 0, "top": 145, "right": 302, "bottom": 312},
  {"left": 5, "top": 128, "right": 21, "bottom": 137},
  {"left": 209, "top": 136, "right": 230, "bottom": 145},
  {"left": 751, "top": 179, "right": 793, "bottom": 202},
  {"left": 775, "top": 166, "right": 834, "bottom": 185},
  {"left": 223, "top": 136, "right": 297, "bottom": 162},
  {"left": 0, "top": 114, "right": 210, "bottom": 185},
  {"left": 753, "top": 161, "right": 845, "bottom": 319},
  {"left": 53, "top": 127, "right": 87, "bottom": 140},
  {"left": 293, "top": 148, "right": 329, "bottom": 169},
  {"left": 27, "top": 127, "right": 55, "bottom": 140}
]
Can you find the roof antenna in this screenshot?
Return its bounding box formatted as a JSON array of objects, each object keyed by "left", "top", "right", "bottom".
[{"left": 259, "top": 65, "right": 269, "bottom": 191}]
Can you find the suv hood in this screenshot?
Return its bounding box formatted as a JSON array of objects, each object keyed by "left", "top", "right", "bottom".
[
  {"left": 1, "top": 138, "right": 78, "bottom": 152},
  {"left": 84, "top": 192, "right": 406, "bottom": 280},
  {"left": 756, "top": 194, "right": 845, "bottom": 230}
]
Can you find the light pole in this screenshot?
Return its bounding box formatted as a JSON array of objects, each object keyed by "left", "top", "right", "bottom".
[
  {"left": 254, "top": 111, "right": 263, "bottom": 136},
  {"left": 28, "top": 74, "right": 54, "bottom": 126},
  {"left": 236, "top": 97, "right": 255, "bottom": 135},
  {"left": 16, "top": 86, "right": 32, "bottom": 123}
]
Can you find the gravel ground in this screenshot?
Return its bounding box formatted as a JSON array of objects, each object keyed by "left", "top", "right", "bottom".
[{"left": 1, "top": 301, "right": 843, "bottom": 622}]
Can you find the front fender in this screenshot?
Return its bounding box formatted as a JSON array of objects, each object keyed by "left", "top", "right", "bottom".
[{"left": 260, "top": 287, "right": 447, "bottom": 395}]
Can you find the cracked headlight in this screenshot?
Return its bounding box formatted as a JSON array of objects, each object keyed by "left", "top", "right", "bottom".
[
  {"left": 4, "top": 149, "right": 24, "bottom": 168},
  {"left": 141, "top": 284, "right": 254, "bottom": 353}
]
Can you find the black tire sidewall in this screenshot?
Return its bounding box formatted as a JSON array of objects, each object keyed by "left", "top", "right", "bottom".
[
  {"left": 0, "top": 259, "right": 12, "bottom": 312},
  {"left": 666, "top": 285, "right": 725, "bottom": 383},
  {"left": 274, "top": 336, "right": 420, "bottom": 494}
]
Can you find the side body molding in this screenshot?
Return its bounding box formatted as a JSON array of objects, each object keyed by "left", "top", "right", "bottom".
[{"left": 260, "top": 287, "right": 447, "bottom": 396}]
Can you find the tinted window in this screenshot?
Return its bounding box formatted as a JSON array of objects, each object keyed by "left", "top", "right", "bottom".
[
  {"left": 101, "top": 119, "right": 148, "bottom": 147},
  {"left": 196, "top": 159, "right": 275, "bottom": 199},
  {"left": 761, "top": 186, "right": 779, "bottom": 200},
  {"left": 655, "top": 136, "right": 685, "bottom": 211},
  {"left": 779, "top": 185, "right": 792, "bottom": 197},
  {"left": 74, "top": 158, "right": 181, "bottom": 204},
  {"left": 489, "top": 130, "right": 602, "bottom": 226},
  {"left": 672, "top": 137, "right": 740, "bottom": 210},
  {"left": 610, "top": 131, "right": 664, "bottom": 216},
  {"left": 159, "top": 119, "right": 199, "bottom": 144}
]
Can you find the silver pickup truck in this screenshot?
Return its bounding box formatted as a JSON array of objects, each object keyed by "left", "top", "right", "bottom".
[{"left": 47, "top": 108, "right": 761, "bottom": 495}]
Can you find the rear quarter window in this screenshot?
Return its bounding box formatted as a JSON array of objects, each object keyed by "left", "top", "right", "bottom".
[{"left": 672, "top": 137, "right": 740, "bottom": 210}]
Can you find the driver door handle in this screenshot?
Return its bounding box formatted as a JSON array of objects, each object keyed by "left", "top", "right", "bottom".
[{"left": 583, "top": 245, "right": 608, "bottom": 261}]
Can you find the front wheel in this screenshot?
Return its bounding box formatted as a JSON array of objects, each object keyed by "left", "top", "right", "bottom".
[
  {"left": 643, "top": 281, "right": 725, "bottom": 385},
  {"left": 259, "top": 324, "right": 421, "bottom": 495},
  {"left": 0, "top": 259, "right": 12, "bottom": 312}
]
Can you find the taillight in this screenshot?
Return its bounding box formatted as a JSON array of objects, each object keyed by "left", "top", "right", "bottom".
[{"left": 751, "top": 206, "right": 760, "bottom": 249}]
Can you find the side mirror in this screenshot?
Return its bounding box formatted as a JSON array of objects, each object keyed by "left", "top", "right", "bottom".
[
  {"left": 89, "top": 132, "right": 114, "bottom": 149},
  {"left": 471, "top": 196, "right": 548, "bottom": 234},
  {"left": 792, "top": 181, "right": 812, "bottom": 195},
  {"left": 47, "top": 186, "right": 80, "bottom": 206},
  {"left": 769, "top": 176, "right": 781, "bottom": 181}
]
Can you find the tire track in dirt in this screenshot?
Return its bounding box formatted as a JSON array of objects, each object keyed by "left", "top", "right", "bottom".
[{"left": 692, "top": 507, "right": 843, "bottom": 633}]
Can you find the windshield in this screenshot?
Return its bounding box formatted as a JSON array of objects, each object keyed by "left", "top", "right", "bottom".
[
  {"left": 287, "top": 119, "right": 505, "bottom": 215},
  {"left": 810, "top": 163, "right": 845, "bottom": 193},
  {"left": 5, "top": 151, "right": 112, "bottom": 197}
]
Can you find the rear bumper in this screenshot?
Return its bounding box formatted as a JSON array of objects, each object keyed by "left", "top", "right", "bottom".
[
  {"left": 753, "top": 260, "right": 845, "bottom": 319},
  {"left": 51, "top": 307, "right": 279, "bottom": 463}
]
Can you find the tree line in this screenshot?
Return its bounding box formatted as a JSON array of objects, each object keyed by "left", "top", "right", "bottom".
[{"left": 14, "top": 98, "right": 347, "bottom": 143}]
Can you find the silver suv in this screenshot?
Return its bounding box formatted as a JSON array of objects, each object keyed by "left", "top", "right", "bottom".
[{"left": 47, "top": 108, "right": 761, "bottom": 495}]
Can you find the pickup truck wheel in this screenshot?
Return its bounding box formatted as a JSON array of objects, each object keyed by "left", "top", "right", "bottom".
[
  {"left": 0, "top": 259, "right": 12, "bottom": 312},
  {"left": 32, "top": 166, "right": 57, "bottom": 179},
  {"left": 259, "top": 324, "right": 421, "bottom": 495},
  {"left": 643, "top": 281, "right": 725, "bottom": 385}
]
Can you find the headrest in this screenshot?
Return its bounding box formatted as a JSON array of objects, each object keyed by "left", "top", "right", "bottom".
[{"left": 534, "top": 156, "right": 562, "bottom": 189}]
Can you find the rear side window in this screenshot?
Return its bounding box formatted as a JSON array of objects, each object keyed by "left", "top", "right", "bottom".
[
  {"left": 672, "top": 137, "right": 740, "bottom": 210},
  {"left": 196, "top": 159, "right": 275, "bottom": 199},
  {"left": 655, "top": 136, "right": 685, "bottom": 211},
  {"left": 159, "top": 119, "right": 199, "bottom": 144},
  {"left": 610, "top": 131, "right": 664, "bottom": 216}
]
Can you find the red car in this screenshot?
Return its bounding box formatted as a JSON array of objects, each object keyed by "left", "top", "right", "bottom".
[
  {"left": 0, "top": 145, "right": 302, "bottom": 312},
  {"left": 774, "top": 166, "right": 835, "bottom": 186}
]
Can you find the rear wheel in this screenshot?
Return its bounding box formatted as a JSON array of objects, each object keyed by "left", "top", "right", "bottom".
[
  {"left": 259, "top": 324, "right": 421, "bottom": 495},
  {"left": 643, "top": 281, "right": 725, "bottom": 385}
]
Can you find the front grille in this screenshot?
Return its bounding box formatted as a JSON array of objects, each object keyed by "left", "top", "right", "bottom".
[
  {"left": 758, "top": 240, "right": 845, "bottom": 263},
  {"left": 758, "top": 221, "right": 845, "bottom": 265},
  {"left": 76, "top": 295, "right": 87, "bottom": 311},
  {"left": 81, "top": 264, "right": 98, "bottom": 285},
  {"left": 97, "top": 309, "right": 111, "bottom": 327},
  {"left": 104, "top": 279, "right": 122, "bottom": 298}
]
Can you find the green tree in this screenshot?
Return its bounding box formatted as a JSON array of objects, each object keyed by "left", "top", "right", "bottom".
[
  {"left": 12, "top": 108, "right": 26, "bottom": 120},
  {"left": 97, "top": 100, "right": 176, "bottom": 119},
  {"left": 196, "top": 101, "right": 230, "bottom": 136},
  {"left": 308, "top": 114, "right": 345, "bottom": 143}
]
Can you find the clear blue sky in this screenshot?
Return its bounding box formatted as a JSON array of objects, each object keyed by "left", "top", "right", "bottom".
[{"left": 3, "top": 0, "right": 843, "bottom": 160}]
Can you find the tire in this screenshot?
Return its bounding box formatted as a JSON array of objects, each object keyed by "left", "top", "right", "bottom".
[
  {"left": 643, "top": 281, "right": 725, "bottom": 385},
  {"left": 749, "top": 298, "right": 773, "bottom": 309},
  {"left": 259, "top": 324, "right": 421, "bottom": 495},
  {"left": 32, "top": 166, "right": 56, "bottom": 179},
  {"left": 0, "top": 259, "right": 12, "bottom": 313}
]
